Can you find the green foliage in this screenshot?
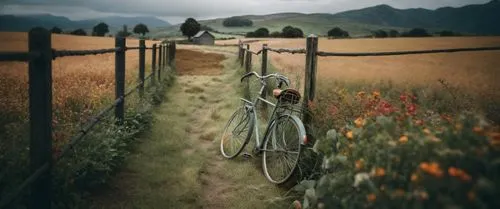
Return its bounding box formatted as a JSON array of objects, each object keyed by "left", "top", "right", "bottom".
[
  {"left": 133, "top": 23, "right": 149, "bottom": 36},
  {"left": 372, "top": 30, "right": 388, "bottom": 38},
  {"left": 270, "top": 31, "right": 282, "bottom": 38},
  {"left": 246, "top": 27, "right": 270, "bottom": 38},
  {"left": 282, "top": 26, "right": 304, "bottom": 38},
  {"left": 223, "top": 16, "right": 253, "bottom": 27},
  {"left": 92, "top": 22, "right": 109, "bottom": 37},
  {"left": 402, "top": 28, "right": 432, "bottom": 37},
  {"left": 328, "top": 27, "right": 350, "bottom": 38},
  {"left": 439, "top": 30, "right": 462, "bottom": 37},
  {"left": 70, "top": 28, "right": 87, "bottom": 36},
  {"left": 180, "top": 18, "right": 201, "bottom": 39},
  {"left": 51, "top": 26, "right": 63, "bottom": 34},
  {"left": 389, "top": 29, "right": 400, "bottom": 37}
]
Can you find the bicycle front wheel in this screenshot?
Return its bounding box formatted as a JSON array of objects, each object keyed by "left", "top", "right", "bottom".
[
  {"left": 262, "top": 115, "right": 303, "bottom": 184},
  {"left": 220, "top": 106, "right": 254, "bottom": 159}
]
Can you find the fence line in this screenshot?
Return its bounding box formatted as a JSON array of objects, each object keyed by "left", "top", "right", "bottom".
[
  {"left": 237, "top": 35, "right": 500, "bottom": 143},
  {"left": 0, "top": 27, "right": 177, "bottom": 209}
]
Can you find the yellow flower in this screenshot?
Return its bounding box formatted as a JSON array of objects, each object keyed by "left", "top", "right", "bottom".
[
  {"left": 372, "top": 91, "right": 381, "bottom": 98},
  {"left": 399, "top": 135, "right": 409, "bottom": 144},
  {"left": 357, "top": 91, "right": 366, "bottom": 97},
  {"left": 346, "top": 131, "right": 353, "bottom": 139},
  {"left": 423, "top": 128, "right": 431, "bottom": 135},
  {"left": 354, "top": 117, "right": 365, "bottom": 128},
  {"left": 375, "top": 168, "right": 386, "bottom": 177}
]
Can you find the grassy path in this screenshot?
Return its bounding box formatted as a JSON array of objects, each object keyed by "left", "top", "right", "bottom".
[{"left": 91, "top": 52, "right": 291, "bottom": 209}]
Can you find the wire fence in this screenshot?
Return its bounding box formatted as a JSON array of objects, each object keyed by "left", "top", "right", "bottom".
[{"left": 0, "top": 28, "right": 177, "bottom": 209}]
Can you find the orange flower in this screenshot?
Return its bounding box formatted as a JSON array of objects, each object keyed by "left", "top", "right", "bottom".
[
  {"left": 399, "top": 135, "right": 409, "bottom": 144},
  {"left": 346, "top": 131, "right": 353, "bottom": 139},
  {"left": 448, "top": 167, "right": 459, "bottom": 177},
  {"left": 419, "top": 162, "right": 430, "bottom": 170},
  {"left": 355, "top": 159, "right": 364, "bottom": 170},
  {"left": 357, "top": 91, "right": 366, "bottom": 97},
  {"left": 411, "top": 173, "right": 418, "bottom": 182},
  {"left": 473, "top": 126, "right": 483, "bottom": 134},
  {"left": 367, "top": 194, "right": 376, "bottom": 202},
  {"left": 372, "top": 91, "right": 381, "bottom": 98},
  {"left": 375, "top": 168, "right": 386, "bottom": 177},
  {"left": 354, "top": 117, "right": 365, "bottom": 128},
  {"left": 421, "top": 162, "right": 443, "bottom": 177},
  {"left": 423, "top": 128, "right": 431, "bottom": 135},
  {"left": 459, "top": 173, "right": 472, "bottom": 182}
]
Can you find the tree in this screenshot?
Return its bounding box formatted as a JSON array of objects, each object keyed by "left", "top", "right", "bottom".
[
  {"left": 70, "top": 29, "right": 87, "bottom": 36},
  {"left": 92, "top": 22, "right": 109, "bottom": 37},
  {"left": 116, "top": 25, "right": 131, "bottom": 37},
  {"left": 133, "top": 23, "right": 149, "bottom": 36},
  {"left": 282, "top": 26, "right": 304, "bottom": 38},
  {"left": 373, "top": 30, "right": 388, "bottom": 38},
  {"left": 439, "top": 30, "right": 460, "bottom": 37},
  {"left": 270, "top": 31, "right": 282, "bottom": 38},
  {"left": 50, "top": 27, "right": 62, "bottom": 34},
  {"left": 223, "top": 17, "right": 253, "bottom": 27},
  {"left": 180, "top": 18, "right": 201, "bottom": 39},
  {"left": 389, "top": 30, "right": 400, "bottom": 37},
  {"left": 402, "top": 28, "right": 431, "bottom": 37},
  {"left": 328, "top": 27, "right": 349, "bottom": 38},
  {"left": 246, "top": 32, "right": 256, "bottom": 38},
  {"left": 254, "top": 28, "right": 269, "bottom": 37}
]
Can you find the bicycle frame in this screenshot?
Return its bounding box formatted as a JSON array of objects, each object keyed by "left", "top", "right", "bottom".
[{"left": 239, "top": 81, "right": 280, "bottom": 150}]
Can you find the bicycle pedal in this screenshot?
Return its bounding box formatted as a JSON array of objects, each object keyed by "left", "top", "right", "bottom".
[{"left": 241, "top": 152, "right": 254, "bottom": 159}]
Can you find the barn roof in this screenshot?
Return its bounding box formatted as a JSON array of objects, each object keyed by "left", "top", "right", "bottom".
[{"left": 193, "top": 31, "right": 215, "bottom": 39}]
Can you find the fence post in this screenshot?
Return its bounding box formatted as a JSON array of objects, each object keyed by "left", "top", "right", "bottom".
[
  {"left": 261, "top": 44, "right": 268, "bottom": 98},
  {"left": 152, "top": 44, "right": 157, "bottom": 85},
  {"left": 115, "top": 37, "right": 126, "bottom": 122},
  {"left": 244, "top": 47, "right": 252, "bottom": 99},
  {"left": 240, "top": 44, "right": 245, "bottom": 67},
  {"left": 238, "top": 40, "right": 242, "bottom": 62},
  {"left": 303, "top": 34, "right": 318, "bottom": 137},
  {"left": 170, "top": 41, "right": 176, "bottom": 70},
  {"left": 158, "top": 44, "right": 162, "bottom": 81},
  {"left": 28, "top": 27, "right": 52, "bottom": 209},
  {"left": 139, "top": 39, "right": 145, "bottom": 98},
  {"left": 163, "top": 44, "right": 168, "bottom": 68}
]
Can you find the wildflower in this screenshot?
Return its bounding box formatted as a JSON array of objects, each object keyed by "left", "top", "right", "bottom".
[
  {"left": 420, "top": 162, "right": 443, "bottom": 177},
  {"left": 372, "top": 91, "right": 381, "bottom": 98},
  {"left": 406, "top": 103, "right": 417, "bottom": 115},
  {"left": 400, "top": 94, "right": 408, "bottom": 102},
  {"left": 418, "top": 191, "right": 429, "bottom": 200},
  {"left": 459, "top": 173, "right": 472, "bottom": 182},
  {"left": 415, "top": 119, "right": 424, "bottom": 126},
  {"left": 468, "top": 191, "right": 476, "bottom": 201},
  {"left": 328, "top": 104, "right": 338, "bottom": 116},
  {"left": 353, "top": 173, "right": 370, "bottom": 187},
  {"left": 375, "top": 167, "right": 386, "bottom": 177},
  {"left": 423, "top": 128, "right": 431, "bottom": 135},
  {"left": 455, "top": 123, "right": 463, "bottom": 130},
  {"left": 346, "top": 131, "right": 353, "bottom": 140},
  {"left": 354, "top": 117, "right": 365, "bottom": 128},
  {"left": 411, "top": 173, "right": 418, "bottom": 182},
  {"left": 357, "top": 91, "right": 366, "bottom": 97},
  {"left": 367, "top": 194, "right": 376, "bottom": 202},
  {"left": 399, "top": 135, "right": 409, "bottom": 144},
  {"left": 473, "top": 126, "right": 483, "bottom": 134},
  {"left": 448, "top": 167, "right": 459, "bottom": 177},
  {"left": 419, "top": 162, "right": 430, "bottom": 170},
  {"left": 355, "top": 159, "right": 364, "bottom": 170},
  {"left": 293, "top": 200, "right": 302, "bottom": 209}
]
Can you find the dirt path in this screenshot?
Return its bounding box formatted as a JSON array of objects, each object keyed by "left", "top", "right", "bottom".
[{"left": 91, "top": 49, "right": 290, "bottom": 209}]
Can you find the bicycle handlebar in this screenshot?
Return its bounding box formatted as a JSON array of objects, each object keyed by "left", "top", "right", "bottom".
[{"left": 240, "top": 71, "right": 290, "bottom": 88}]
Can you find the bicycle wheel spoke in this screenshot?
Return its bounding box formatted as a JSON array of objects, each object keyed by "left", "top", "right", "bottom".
[{"left": 221, "top": 107, "right": 253, "bottom": 159}]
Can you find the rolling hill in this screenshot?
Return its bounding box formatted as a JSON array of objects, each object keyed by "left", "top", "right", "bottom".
[
  {"left": 0, "top": 14, "right": 170, "bottom": 33},
  {"left": 155, "top": 0, "right": 500, "bottom": 37}
]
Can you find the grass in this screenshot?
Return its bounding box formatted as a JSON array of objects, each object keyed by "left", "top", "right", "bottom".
[{"left": 90, "top": 49, "right": 292, "bottom": 209}]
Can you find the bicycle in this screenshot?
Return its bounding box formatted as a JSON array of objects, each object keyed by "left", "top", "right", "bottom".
[{"left": 220, "top": 71, "right": 308, "bottom": 184}]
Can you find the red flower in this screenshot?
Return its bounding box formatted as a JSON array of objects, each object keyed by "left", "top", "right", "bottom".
[
  {"left": 400, "top": 94, "right": 408, "bottom": 102},
  {"left": 328, "top": 104, "right": 338, "bottom": 116},
  {"left": 407, "top": 103, "right": 417, "bottom": 115}
]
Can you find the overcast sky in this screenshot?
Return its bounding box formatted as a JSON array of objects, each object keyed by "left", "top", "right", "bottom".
[{"left": 0, "top": 0, "right": 491, "bottom": 24}]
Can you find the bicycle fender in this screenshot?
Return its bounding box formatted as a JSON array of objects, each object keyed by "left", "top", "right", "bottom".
[{"left": 278, "top": 114, "right": 308, "bottom": 145}]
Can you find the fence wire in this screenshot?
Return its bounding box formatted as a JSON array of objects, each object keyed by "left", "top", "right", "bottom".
[
  {"left": 316, "top": 46, "right": 500, "bottom": 57},
  {"left": 265, "top": 47, "right": 307, "bottom": 54},
  {"left": 52, "top": 48, "right": 122, "bottom": 59}
]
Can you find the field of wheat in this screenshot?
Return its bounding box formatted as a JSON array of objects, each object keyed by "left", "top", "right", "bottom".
[{"left": 0, "top": 32, "right": 160, "bottom": 126}]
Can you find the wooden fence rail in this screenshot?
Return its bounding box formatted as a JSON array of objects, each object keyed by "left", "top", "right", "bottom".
[
  {"left": 0, "top": 27, "right": 177, "bottom": 209},
  {"left": 237, "top": 35, "right": 500, "bottom": 141}
]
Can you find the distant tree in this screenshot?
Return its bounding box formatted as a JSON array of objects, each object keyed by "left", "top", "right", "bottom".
[
  {"left": 373, "top": 30, "right": 388, "bottom": 38},
  {"left": 439, "top": 30, "right": 460, "bottom": 37},
  {"left": 50, "top": 27, "right": 62, "bottom": 34},
  {"left": 223, "top": 17, "right": 253, "bottom": 27},
  {"left": 116, "top": 25, "right": 132, "bottom": 37},
  {"left": 254, "top": 28, "right": 269, "bottom": 37},
  {"left": 402, "top": 28, "right": 431, "bottom": 37},
  {"left": 133, "top": 23, "right": 149, "bottom": 36},
  {"left": 180, "top": 18, "right": 201, "bottom": 39},
  {"left": 282, "top": 26, "right": 304, "bottom": 38},
  {"left": 70, "top": 28, "right": 87, "bottom": 36},
  {"left": 328, "top": 27, "right": 349, "bottom": 38},
  {"left": 246, "top": 31, "right": 256, "bottom": 38},
  {"left": 389, "top": 30, "right": 400, "bottom": 37},
  {"left": 270, "top": 31, "right": 282, "bottom": 38},
  {"left": 92, "top": 22, "right": 109, "bottom": 37}
]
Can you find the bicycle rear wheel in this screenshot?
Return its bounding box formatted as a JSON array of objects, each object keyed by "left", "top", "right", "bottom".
[
  {"left": 262, "top": 115, "right": 303, "bottom": 184},
  {"left": 220, "top": 106, "right": 254, "bottom": 159}
]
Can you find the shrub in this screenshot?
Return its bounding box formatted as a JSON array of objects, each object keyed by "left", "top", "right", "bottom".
[
  {"left": 389, "top": 30, "right": 400, "bottom": 37},
  {"left": 402, "top": 28, "right": 431, "bottom": 37},
  {"left": 294, "top": 90, "right": 500, "bottom": 209},
  {"left": 70, "top": 28, "right": 87, "bottom": 36},
  {"left": 373, "top": 30, "right": 388, "bottom": 38},
  {"left": 270, "top": 31, "right": 282, "bottom": 38},
  {"left": 51, "top": 27, "right": 63, "bottom": 34},
  {"left": 245, "top": 27, "right": 269, "bottom": 38}
]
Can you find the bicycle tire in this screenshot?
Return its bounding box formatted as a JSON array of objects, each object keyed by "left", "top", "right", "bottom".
[
  {"left": 262, "top": 114, "right": 305, "bottom": 184},
  {"left": 220, "top": 106, "right": 254, "bottom": 159}
]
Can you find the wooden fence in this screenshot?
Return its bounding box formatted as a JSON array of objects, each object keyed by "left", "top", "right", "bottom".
[
  {"left": 237, "top": 35, "right": 500, "bottom": 139},
  {"left": 0, "top": 27, "right": 177, "bottom": 209}
]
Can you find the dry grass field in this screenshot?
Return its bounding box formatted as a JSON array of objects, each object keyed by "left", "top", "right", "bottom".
[{"left": 0, "top": 32, "right": 160, "bottom": 124}]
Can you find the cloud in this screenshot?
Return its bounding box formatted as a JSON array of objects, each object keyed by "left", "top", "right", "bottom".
[{"left": 0, "top": 0, "right": 491, "bottom": 23}]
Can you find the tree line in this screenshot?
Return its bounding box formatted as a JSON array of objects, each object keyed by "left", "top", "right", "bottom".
[{"left": 49, "top": 22, "right": 150, "bottom": 37}]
